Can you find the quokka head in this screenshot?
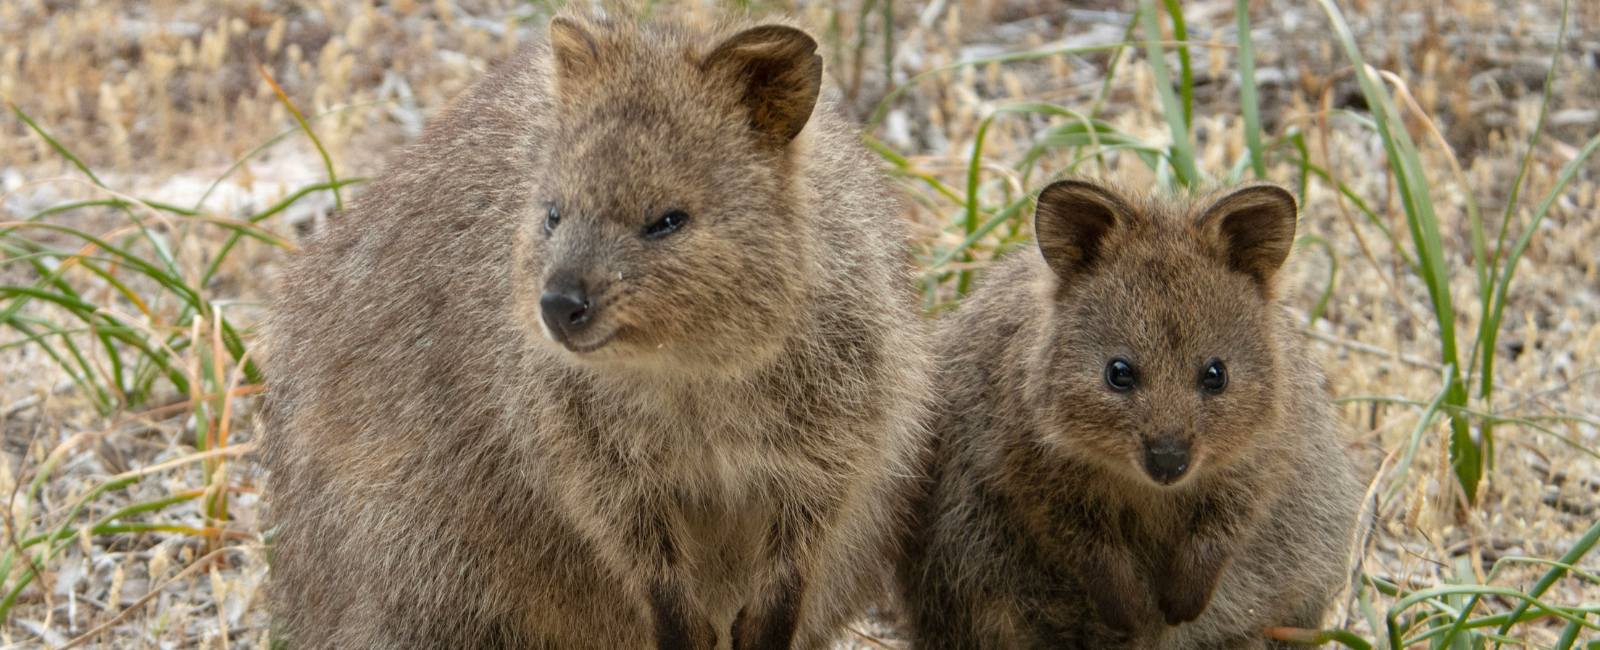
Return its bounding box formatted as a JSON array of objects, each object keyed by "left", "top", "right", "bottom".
[
  {"left": 514, "top": 15, "right": 825, "bottom": 371},
  {"left": 1026, "top": 179, "right": 1300, "bottom": 488}
]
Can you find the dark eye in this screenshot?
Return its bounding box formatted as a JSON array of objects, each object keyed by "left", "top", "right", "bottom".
[
  {"left": 544, "top": 206, "right": 560, "bottom": 234},
  {"left": 1105, "top": 358, "right": 1136, "bottom": 391},
  {"left": 1200, "top": 358, "right": 1227, "bottom": 394},
  {"left": 643, "top": 209, "right": 689, "bottom": 239}
]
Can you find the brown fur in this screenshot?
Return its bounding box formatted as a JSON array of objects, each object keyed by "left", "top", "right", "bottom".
[
  {"left": 901, "top": 179, "right": 1363, "bottom": 649},
  {"left": 261, "top": 14, "right": 930, "bottom": 650}
]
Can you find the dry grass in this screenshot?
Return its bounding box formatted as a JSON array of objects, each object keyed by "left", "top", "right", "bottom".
[{"left": 0, "top": 0, "right": 1596, "bottom": 648}]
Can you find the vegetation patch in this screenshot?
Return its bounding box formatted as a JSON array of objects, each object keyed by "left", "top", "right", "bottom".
[{"left": 0, "top": 0, "right": 1595, "bottom": 647}]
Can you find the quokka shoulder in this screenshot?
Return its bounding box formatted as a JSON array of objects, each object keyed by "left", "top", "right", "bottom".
[
  {"left": 262, "top": 12, "right": 931, "bottom": 650},
  {"left": 902, "top": 178, "right": 1365, "bottom": 649}
]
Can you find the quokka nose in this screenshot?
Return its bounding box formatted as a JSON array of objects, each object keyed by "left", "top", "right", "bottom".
[
  {"left": 539, "top": 279, "right": 592, "bottom": 340},
  {"left": 1143, "top": 436, "right": 1191, "bottom": 485}
]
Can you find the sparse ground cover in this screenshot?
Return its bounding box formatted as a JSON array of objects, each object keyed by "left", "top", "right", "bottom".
[{"left": 0, "top": 0, "right": 1595, "bottom": 647}]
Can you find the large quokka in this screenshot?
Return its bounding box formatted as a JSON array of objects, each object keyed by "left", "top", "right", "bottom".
[
  {"left": 261, "top": 14, "right": 930, "bottom": 650},
  {"left": 903, "top": 179, "right": 1363, "bottom": 649}
]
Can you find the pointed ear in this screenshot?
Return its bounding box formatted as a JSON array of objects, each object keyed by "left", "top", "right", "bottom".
[
  {"left": 1199, "top": 185, "right": 1298, "bottom": 287},
  {"left": 701, "top": 25, "right": 823, "bottom": 142},
  {"left": 548, "top": 17, "right": 600, "bottom": 83},
  {"left": 1034, "top": 180, "right": 1129, "bottom": 284}
]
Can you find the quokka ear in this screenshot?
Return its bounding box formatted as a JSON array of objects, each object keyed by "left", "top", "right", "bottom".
[
  {"left": 548, "top": 17, "right": 600, "bottom": 85},
  {"left": 1034, "top": 180, "right": 1129, "bottom": 285},
  {"left": 1198, "top": 185, "right": 1298, "bottom": 288},
  {"left": 701, "top": 25, "right": 823, "bottom": 142}
]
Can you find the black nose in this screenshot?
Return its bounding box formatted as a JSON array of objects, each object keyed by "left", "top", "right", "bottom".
[
  {"left": 540, "top": 277, "right": 592, "bottom": 340},
  {"left": 1143, "top": 436, "right": 1190, "bottom": 485}
]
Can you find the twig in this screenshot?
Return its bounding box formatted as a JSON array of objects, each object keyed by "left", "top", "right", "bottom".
[
  {"left": 2, "top": 381, "right": 76, "bottom": 418},
  {"left": 1301, "top": 328, "right": 1440, "bottom": 370},
  {"left": 110, "top": 443, "right": 257, "bottom": 482},
  {"left": 1496, "top": 369, "right": 1600, "bottom": 416}
]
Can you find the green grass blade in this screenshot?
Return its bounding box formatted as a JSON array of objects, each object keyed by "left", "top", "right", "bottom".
[
  {"left": 4, "top": 200, "right": 121, "bottom": 227},
  {"left": 256, "top": 61, "right": 344, "bottom": 212},
  {"left": 1312, "top": 0, "right": 1475, "bottom": 501},
  {"left": 1287, "top": 129, "right": 1309, "bottom": 201},
  {"left": 1235, "top": 0, "right": 1267, "bottom": 178},
  {"left": 1476, "top": 558, "right": 1599, "bottom": 587},
  {"left": 961, "top": 112, "right": 1002, "bottom": 295},
  {"left": 0, "top": 286, "right": 186, "bottom": 392},
  {"left": 861, "top": 134, "right": 968, "bottom": 205},
  {"left": 880, "top": 0, "right": 893, "bottom": 97},
  {"left": 1392, "top": 585, "right": 1600, "bottom": 649},
  {"left": 0, "top": 223, "right": 205, "bottom": 308},
  {"left": 924, "top": 161, "right": 1087, "bottom": 274},
  {"left": 947, "top": 103, "right": 1139, "bottom": 294},
  {"left": 219, "top": 318, "right": 260, "bottom": 384},
  {"left": 1, "top": 480, "right": 213, "bottom": 622},
  {"left": 1495, "top": 518, "right": 1600, "bottom": 641},
  {"left": 0, "top": 254, "right": 106, "bottom": 355},
  {"left": 0, "top": 241, "right": 157, "bottom": 320},
  {"left": 2, "top": 318, "right": 107, "bottom": 412},
  {"left": 1485, "top": 0, "right": 1571, "bottom": 290},
  {"left": 1335, "top": 396, "right": 1600, "bottom": 462},
  {"left": 0, "top": 214, "right": 260, "bottom": 402},
  {"left": 194, "top": 100, "right": 394, "bottom": 212},
  {"left": 1477, "top": 129, "right": 1600, "bottom": 419},
  {"left": 1468, "top": 0, "right": 1573, "bottom": 472},
  {"left": 1360, "top": 581, "right": 1391, "bottom": 650},
  {"left": 1278, "top": 153, "right": 1417, "bottom": 271},
  {"left": 954, "top": 102, "right": 1130, "bottom": 294},
  {"left": 928, "top": 198, "right": 1029, "bottom": 271},
  {"left": 1268, "top": 627, "right": 1375, "bottom": 649},
  {"left": 1399, "top": 607, "right": 1600, "bottom": 646},
  {"left": 1018, "top": 119, "right": 1163, "bottom": 180},
  {"left": 1554, "top": 614, "right": 1586, "bottom": 650},
  {"left": 1160, "top": 0, "right": 1194, "bottom": 129},
  {"left": 1138, "top": 0, "right": 1199, "bottom": 186},
  {"left": 0, "top": 322, "right": 93, "bottom": 352},
  {"left": 1381, "top": 367, "right": 1452, "bottom": 507},
  {"left": 7, "top": 101, "right": 105, "bottom": 188},
  {"left": 130, "top": 199, "right": 202, "bottom": 217},
  {"left": 7, "top": 106, "right": 188, "bottom": 280},
  {"left": 1059, "top": 143, "right": 1166, "bottom": 177},
  {"left": 201, "top": 178, "right": 367, "bottom": 288},
  {"left": 1, "top": 199, "right": 197, "bottom": 242},
  {"left": 249, "top": 178, "right": 368, "bottom": 225}
]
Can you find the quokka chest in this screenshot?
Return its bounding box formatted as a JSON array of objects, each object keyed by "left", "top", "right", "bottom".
[
  {"left": 1019, "top": 475, "right": 1212, "bottom": 548},
  {"left": 550, "top": 399, "right": 834, "bottom": 493}
]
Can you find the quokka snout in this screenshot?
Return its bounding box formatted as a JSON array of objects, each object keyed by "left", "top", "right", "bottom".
[
  {"left": 903, "top": 178, "right": 1364, "bottom": 649},
  {"left": 263, "top": 13, "right": 930, "bottom": 650}
]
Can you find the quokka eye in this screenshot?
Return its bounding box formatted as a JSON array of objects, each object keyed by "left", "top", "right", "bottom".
[
  {"left": 1105, "top": 357, "right": 1137, "bottom": 391},
  {"left": 1200, "top": 358, "right": 1228, "bottom": 394},
  {"left": 643, "top": 209, "right": 690, "bottom": 239},
  {"left": 544, "top": 206, "right": 561, "bottom": 234}
]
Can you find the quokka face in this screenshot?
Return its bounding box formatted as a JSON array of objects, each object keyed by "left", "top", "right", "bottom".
[
  {"left": 1028, "top": 180, "right": 1300, "bottom": 487},
  {"left": 513, "top": 20, "right": 823, "bottom": 372}
]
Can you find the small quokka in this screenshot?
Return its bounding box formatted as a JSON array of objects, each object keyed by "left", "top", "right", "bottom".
[
  {"left": 902, "top": 179, "right": 1363, "bottom": 649},
  {"left": 261, "top": 13, "right": 930, "bottom": 650}
]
